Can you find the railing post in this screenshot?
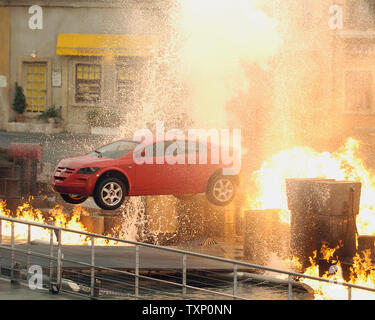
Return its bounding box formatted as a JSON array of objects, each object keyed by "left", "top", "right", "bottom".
[
  {"left": 94, "top": 278, "right": 101, "bottom": 298},
  {"left": 90, "top": 235, "right": 95, "bottom": 299},
  {"left": 348, "top": 286, "right": 352, "bottom": 300},
  {"left": 56, "top": 229, "right": 62, "bottom": 292},
  {"left": 0, "top": 219, "right": 2, "bottom": 276},
  {"left": 26, "top": 224, "right": 31, "bottom": 282},
  {"left": 135, "top": 245, "right": 139, "bottom": 298},
  {"left": 182, "top": 254, "right": 187, "bottom": 299},
  {"left": 10, "top": 222, "right": 14, "bottom": 282},
  {"left": 233, "top": 264, "right": 238, "bottom": 299},
  {"left": 49, "top": 228, "right": 54, "bottom": 288},
  {"left": 288, "top": 275, "right": 293, "bottom": 300}
]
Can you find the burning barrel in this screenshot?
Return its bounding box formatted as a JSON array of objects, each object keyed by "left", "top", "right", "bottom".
[{"left": 286, "top": 178, "right": 361, "bottom": 270}]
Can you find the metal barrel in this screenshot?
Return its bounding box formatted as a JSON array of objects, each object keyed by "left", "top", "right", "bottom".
[
  {"left": 286, "top": 178, "right": 361, "bottom": 270},
  {"left": 8, "top": 143, "right": 42, "bottom": 162}
]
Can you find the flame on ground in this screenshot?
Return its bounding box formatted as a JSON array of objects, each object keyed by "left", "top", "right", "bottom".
[
  {"left": 0, "top": 200, "right": 123, "bottom": 246},
  {"left": 299, "top": 244, "right": 375, "bottom": 300}
]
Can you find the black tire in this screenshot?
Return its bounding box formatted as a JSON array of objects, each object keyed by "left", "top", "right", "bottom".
[
  {"left": 60, "top": 193, "right": 88, "bottom": 204},
  {"left": 206, "top": 174, "right": 237, "bottom": 206},
  {"left": 93, "top": 177, "right": 127, "bottom": 210}
]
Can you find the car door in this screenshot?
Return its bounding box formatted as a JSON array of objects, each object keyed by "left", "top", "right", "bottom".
[
  {"left": 133, "top": 141, "right": 182, "bottom": 195},
  {"left": 162, "top": 140, "right": 186, "bottom": 194},
  {"left": 180, "top": 140, "right": 215, "bottom": 193}
]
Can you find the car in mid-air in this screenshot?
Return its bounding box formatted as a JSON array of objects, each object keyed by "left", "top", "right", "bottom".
[{"left": 51, "top": 138, "right": 240, "bottom": 210}]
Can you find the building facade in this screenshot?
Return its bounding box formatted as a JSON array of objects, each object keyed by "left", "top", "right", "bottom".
[
  {"left": 1, "top": 0, "right": 375, "bottom": 141},
  {"left": 336, "top": 0, "right": 375, "bottom": 135},
  {"left": 0, "top": 0, "right": 166, "bottom": 134},
  {"left": 256, "top": 0, "right": 375, "bottom": 155}
]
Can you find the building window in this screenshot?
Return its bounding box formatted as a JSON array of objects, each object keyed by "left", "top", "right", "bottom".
[
  {"left": 345, "top": 70, "right": 373, "bottom": 113},
  {"left": 116, "top": 64, "right": 138, "bottom": 105},
  {"left": 24, "top": 63, "right": 47, "bottom": 113},
  {"left": 75, "top": 64, "right": 101, "bottom": 104},
  {"left": 347, "top": 0, "right": 375, "bottom": 29}
]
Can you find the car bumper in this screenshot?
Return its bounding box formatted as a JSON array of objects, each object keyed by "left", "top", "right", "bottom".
[{"left": 51, "top": 171, "right": 97, "bottom": 195}]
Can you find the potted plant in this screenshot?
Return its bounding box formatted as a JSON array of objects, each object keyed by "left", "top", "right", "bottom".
[
  {"left": 12, "top": 82, "right": 27, "bottom": 122},
  {"left": 39, "top": 106, "right": 59, "bottom": 124}
]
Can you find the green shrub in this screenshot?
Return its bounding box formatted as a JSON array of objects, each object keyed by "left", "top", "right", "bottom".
[
  {"left": 39, "top": 106, "right": 59, "bottom": 120},
  {"left": 12, "top": 82, "right": 27, "bottom": 114}
]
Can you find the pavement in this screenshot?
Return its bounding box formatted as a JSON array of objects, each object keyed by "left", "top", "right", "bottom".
[
  {"left": 1, "top": 242, "right": 246, "bottom": 271},
  {"left": 0, "top": 278, "right": 82, "bottom": 300}
]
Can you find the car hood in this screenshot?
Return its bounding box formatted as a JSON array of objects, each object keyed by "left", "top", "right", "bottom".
[{"left": 57, "top": 154, "right": 112, "bottom": 169}]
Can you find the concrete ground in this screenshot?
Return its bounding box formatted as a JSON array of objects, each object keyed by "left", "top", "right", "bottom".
[{"left": 0, "top": 278, "right": 83, "bottom": 300}]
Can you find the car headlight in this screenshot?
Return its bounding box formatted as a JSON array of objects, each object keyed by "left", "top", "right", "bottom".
[{"left": 77, "top": 167, "right": 100, "bottom": 174}]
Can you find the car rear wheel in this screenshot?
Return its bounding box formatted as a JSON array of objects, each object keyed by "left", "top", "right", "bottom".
[
  {"left": 93, "top": 177, "right": 126, "bottom": 210},
  {"left": 60, "top": 193, "right": 88, "bottom": 204},
  {"left": 206, "top": 174, "right": 236, "bottom": 206}
]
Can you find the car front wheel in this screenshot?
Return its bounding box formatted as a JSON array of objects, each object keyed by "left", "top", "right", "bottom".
[
  {"left": 93, "top": 177, "right": 126, "bottom": 210},
  {"left": 206, "top": 175, "right": 236, "bottom": 206},
  {"left": 60, "top": 193, "right": 88, "bottom": 204}
]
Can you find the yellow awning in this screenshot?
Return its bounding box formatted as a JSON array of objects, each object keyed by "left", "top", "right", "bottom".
[{"left": 56, "top": 33, "right": 159, "bottom": 57}]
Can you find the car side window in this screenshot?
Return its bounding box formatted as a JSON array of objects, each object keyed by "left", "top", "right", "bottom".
[
  {"left": 134, "top": 144, "right": 154, "bottom": 158},
  {"left": 162, "top": 141, "right": 180, "bottom": 157},
  {"left": 135, "top": 141, "right": 210, "bottom": 158},
  {"left": 179, "top": 141, "right": 208, "bottom": 154},
  {"left": 135, "top": 141, "right": 183, "bottom": 158},
  {"left": 134, "top": 142, "right": 171, "bottom": 158},
  {"left": 91, "top": 141, "right": 139, "bottom": 159}
]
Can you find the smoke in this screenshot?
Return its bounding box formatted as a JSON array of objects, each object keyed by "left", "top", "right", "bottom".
[
  {"left": 113, "top": 0, "right": 282, "bottom": 135},
  {"left": 101, "top": 1, "right": 349, "bottom": 156},
  {"left": 177, "top": 0, "right": 282, "bottom": 129}
]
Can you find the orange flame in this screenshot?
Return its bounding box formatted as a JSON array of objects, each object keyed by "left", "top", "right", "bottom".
[
  {"left": 0, "top": 200, "right": 123, "bottom": 246},
  {"left": 246, "top": 137, "right": 375, "bottom": 299},
  {"left": 299, "top": 245, "right": 375, "bottom": 300},
  {"left": 247, "top": 137, "right": 375, "bottom": 234}
]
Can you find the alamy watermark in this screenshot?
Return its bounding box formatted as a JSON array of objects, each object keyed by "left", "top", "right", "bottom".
[
  {"left": 28, "top": 265, "right": 43, "bottom": 290},
  {"left": 329, "top": 5, "right": 343, "bottom": 30},
  {"left": 133, "top": 121, "right": 242, "bottom": 175},
  {"left": 25, "top": 3, "right": 343, "bottom": 34},
  {"left": 28, "top": 5, "right": 43, "bottom": 30}
]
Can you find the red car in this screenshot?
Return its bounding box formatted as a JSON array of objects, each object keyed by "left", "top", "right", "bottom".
[{"left": 51, "top": 138, "right": 240, "bottom": 210}]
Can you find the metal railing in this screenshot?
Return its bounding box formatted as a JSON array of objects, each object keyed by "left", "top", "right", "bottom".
[{"left": 1, "top": 215, "right": 375, "bottom": 300}]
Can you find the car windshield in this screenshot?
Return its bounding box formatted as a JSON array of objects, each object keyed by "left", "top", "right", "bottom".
[{"left": 90, "top": 140, "right": 139, "bottom": 159}]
